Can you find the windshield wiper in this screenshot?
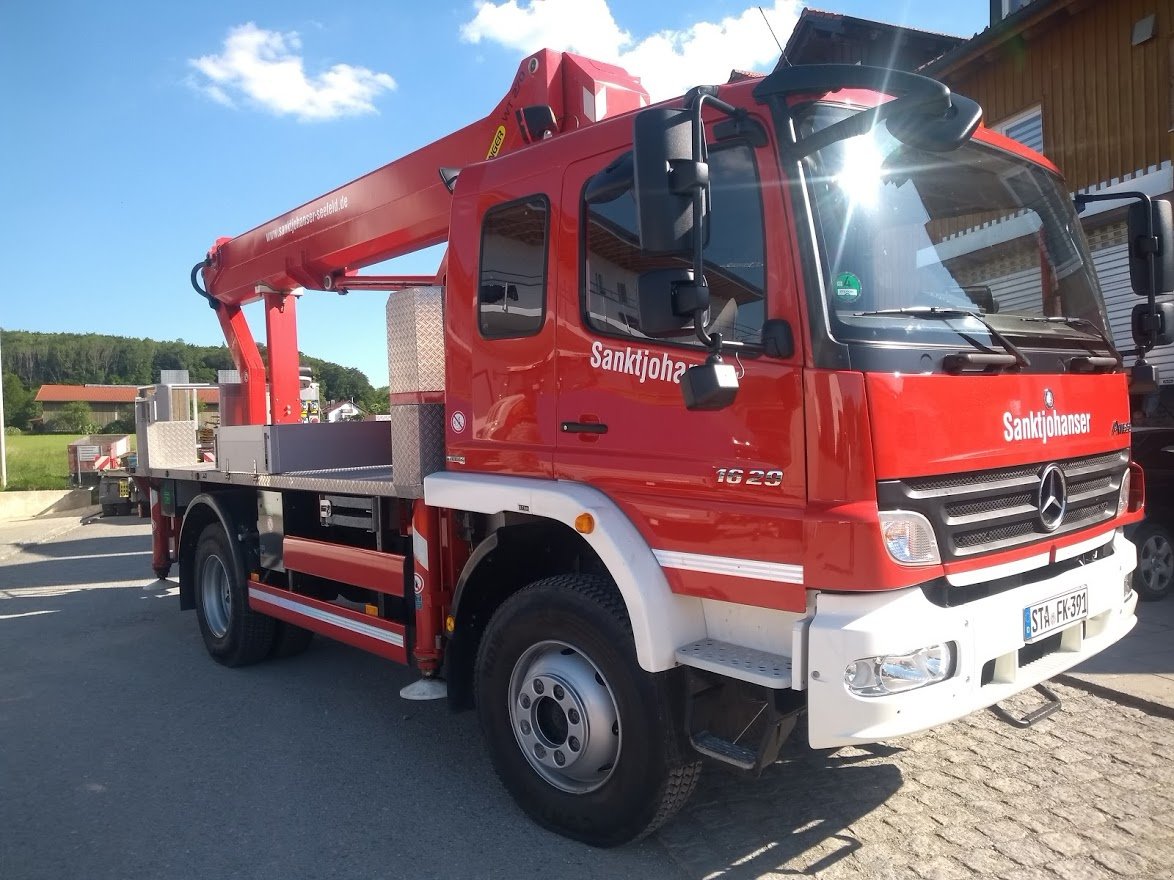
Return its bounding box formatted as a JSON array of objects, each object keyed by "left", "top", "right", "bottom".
[
  {"left": 853, "top": 307, "right": 1031, "bottom": 370},
  {"left": 1001, "top": 314, "right": 1123, "bottom": 369}
]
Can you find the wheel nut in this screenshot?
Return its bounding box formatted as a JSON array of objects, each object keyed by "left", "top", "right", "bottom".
[
  {"left": 567, "top": 709, "right": 580, "bottom": 725},
  {"left": 554, "top": 750, "right": 565, "bottom": 766},
  {"left": 568, "top": 736, "right": 580, "bottom": 752},
  {"left": 520, "top": 720, "right": 531, "bottom": 735},
  {"left": 520, "top": 694, "right": 531, "bottom": 709},
  {"left": 534, "top": 744, "right": 546, "bottom": 759},
  {"left": 533, "top": 679, "right": 544, "bottom": 694},
  {"left": 553, "top": 684, "right": 565, "bottom": 700}
]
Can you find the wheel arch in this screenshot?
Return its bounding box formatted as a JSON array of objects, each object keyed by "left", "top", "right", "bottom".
[
  {"left": 426, "top": 473, "right": 705, "bottom": 691},
  {"left": 177, "top": 490, "right": 257, "bottom": 611},
  {"left": 444, "top": 519, "right": 610, "bottom": 709}
]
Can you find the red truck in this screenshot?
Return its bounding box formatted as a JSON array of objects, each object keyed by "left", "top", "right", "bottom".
[{"left": 134, "top": 50, "right": 1174, "bottom": 846}]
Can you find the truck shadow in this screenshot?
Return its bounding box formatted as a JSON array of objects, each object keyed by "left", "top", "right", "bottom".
[{"left": 657, "top": 743, "right": 903, "bottom": 877}]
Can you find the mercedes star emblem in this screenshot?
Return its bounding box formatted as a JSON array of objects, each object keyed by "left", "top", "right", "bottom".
[
  {"left": 1044, "top": 388, "right": 1055, "bottom": 409},
  {"left": 1037, "top": 463, "right": 1067, "bottom": 532}
]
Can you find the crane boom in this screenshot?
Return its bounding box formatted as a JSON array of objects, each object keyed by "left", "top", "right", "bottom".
[{"left": 202, "top": 50, "right": 649, "bottom": 305}]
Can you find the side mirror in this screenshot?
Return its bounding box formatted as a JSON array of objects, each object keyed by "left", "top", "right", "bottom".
[
  {"left": 637, "top": 268, "right": 710, "bottom": 337},
  {"left": 633, "top": 107, "right": 708, "bottom": 255},
  {"left": 886, "top": 94, "right": 983, "bottom": 153},
  {"left": 1130, "top": 199, "right": 1174, "bottom": 296},
  {"left": 1132, "top": 299, "right": 1174, "bottom": 348}
]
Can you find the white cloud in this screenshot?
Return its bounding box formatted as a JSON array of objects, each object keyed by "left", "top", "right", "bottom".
[
  {"left": 189, "top": 23, "right": 396, "bottom": 122},
  {"left": 460, "top": 0, "right": 799, "bottom": 101}
]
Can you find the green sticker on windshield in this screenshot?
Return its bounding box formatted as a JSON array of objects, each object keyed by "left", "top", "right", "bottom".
[{"left": 833, "top": 272, "right": 862, "bottom": 303}]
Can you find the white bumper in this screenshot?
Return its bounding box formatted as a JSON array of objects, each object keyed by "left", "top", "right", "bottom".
[{"left": 805, "top": 531, "right": 1137, "bottom": 748}]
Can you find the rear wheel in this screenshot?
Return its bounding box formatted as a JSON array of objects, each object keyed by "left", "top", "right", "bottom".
[
  {"left": 1134, "top": 521, "right": 1174, "bottom": 601},
  {"left": 193, "top": 522, "right": 275, "bottom": 665},
  {"left": 475, "top": 575, "right": 700, "bottom": 847}
]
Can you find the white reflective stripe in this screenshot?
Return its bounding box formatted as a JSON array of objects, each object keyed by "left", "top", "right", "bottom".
[
  {"left": 249, "top": 588, "right": 404, "bottom": 647},
  {"left": 653, "top": 550, "right": 804, "bottom": 585},
  {"left": 412, "top": 531, "right": 428, "bottom": 566}
]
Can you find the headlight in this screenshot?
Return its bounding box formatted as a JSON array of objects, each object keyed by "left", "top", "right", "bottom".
[
  {"left": 1117, "top": 470, "right": 1131, "bottom": 517},
  {"left": 843, "top": 643, "right": 955, "bottom": 697},
  {"left": 878, "top": 510, "right": 941, "bottom": 565}
]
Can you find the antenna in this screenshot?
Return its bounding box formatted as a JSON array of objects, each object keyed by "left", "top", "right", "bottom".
[{"left": 759, "top": 6, "right": 790, "bottom": 65}]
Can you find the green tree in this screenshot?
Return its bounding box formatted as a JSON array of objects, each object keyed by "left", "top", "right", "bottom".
[{"left": 2, "top": 372, "right": 36, "bottom": 430}]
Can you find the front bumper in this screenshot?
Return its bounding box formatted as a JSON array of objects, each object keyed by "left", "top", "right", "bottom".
[{"left": 805, "top": 530, "right": 1137, "bottom": 748}]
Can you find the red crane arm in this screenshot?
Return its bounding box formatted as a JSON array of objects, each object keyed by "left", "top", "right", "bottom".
[{"left": 202, "top": 50, "right": 649, "bottom": 306}]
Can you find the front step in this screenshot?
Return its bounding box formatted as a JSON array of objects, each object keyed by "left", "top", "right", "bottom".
[
  {"left": 675, "top": 638, "right": 793, "bottom": 688},
  {"left": 690, "top": 730, "right": 757, "bottom": 770}
]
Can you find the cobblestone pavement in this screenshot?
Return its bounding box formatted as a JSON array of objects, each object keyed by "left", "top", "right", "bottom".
[{"left": 658, "top": 683, "right": 1174, "bottom": 879}]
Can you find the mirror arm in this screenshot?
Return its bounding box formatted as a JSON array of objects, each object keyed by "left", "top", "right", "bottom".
[{"left": 1075, "top": 190, "right": 1158, "bottom": 353}]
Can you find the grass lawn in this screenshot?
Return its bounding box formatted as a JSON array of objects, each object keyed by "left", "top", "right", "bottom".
[{"left": 3, "top": 434, "right": 80, "bottom": 490}]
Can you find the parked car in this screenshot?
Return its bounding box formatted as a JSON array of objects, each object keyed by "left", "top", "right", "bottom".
[{"left": 1128, "top": 427, "right": 1174, "bottom": 601}]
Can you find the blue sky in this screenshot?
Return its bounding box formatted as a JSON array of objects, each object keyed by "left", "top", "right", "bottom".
[{"left": 0, "top": 1, "right": 988, "bottom": 388}]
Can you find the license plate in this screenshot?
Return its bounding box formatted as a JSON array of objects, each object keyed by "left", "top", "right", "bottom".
[{"left": 1023, "top": 587, "right": 1088, "bottom": 643}]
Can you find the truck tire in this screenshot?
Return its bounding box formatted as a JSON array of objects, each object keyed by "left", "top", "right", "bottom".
[
  {"left": 474, "top": 574, "right": 701, "bottom": 847},
  {"left": 193, "top": 522, "right": 275, "bottom": 666},
  {"left": 269, "top": 621, "right": 315, "bottom": 658},
  {"left": 1133, "top": 521, "right": 1174, "bottom": 601}
]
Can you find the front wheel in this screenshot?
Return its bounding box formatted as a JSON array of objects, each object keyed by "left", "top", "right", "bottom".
[
  {"left": 1134, "top": 521, "right": 1174, "bottom": 601},
  {"left": 475, "top": 575, "right": 700, "bottom": 847}
]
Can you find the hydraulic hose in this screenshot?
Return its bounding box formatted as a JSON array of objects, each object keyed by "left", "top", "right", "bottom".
[{"left": 190, "top": 258, "right": 218, "bottom": 309}]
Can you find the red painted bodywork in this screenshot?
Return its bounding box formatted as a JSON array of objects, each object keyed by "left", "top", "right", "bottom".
[{"left": 283, "top": 536, "right": 405, "bottom": 595}]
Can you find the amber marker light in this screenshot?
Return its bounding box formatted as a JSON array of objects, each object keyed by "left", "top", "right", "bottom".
[
  {"left": 445, "top": 615, "right": 456, "bottom": 634},
  {"left": 575, "top": 513, "right": 595, "bottom": 534}
]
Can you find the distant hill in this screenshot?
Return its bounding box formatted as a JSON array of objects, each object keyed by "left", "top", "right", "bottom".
[{"left": 1, "top": 331, "right": 387, "bottom": 428}]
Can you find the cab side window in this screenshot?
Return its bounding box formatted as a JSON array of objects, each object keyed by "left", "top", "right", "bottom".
[
  {"left": 583, "top": 143, "right": 766, "bottom": 346},
  {"left": 479, "top": 197, "right": 549, "bottom": 338}
]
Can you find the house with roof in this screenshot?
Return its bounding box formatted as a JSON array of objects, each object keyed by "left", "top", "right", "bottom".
[
  {"left": 781, "top": 8, "right": 967, "bottom": 69},
  {"left": 36, "top": 384, "right": 219, "bottom": 429}
]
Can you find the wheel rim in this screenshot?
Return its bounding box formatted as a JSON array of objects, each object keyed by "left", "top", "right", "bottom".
[
  {"left": 199, "top": 553, "right": 232, "bottom": 638},
  {"left": 1139, "top": 533, "right": 1174, "bottom": 594},
  {"left": 508, "top": 640, "right": 621, "bottom": 794}
]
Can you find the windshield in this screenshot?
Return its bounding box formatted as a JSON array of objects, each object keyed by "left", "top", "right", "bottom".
[{"left": 798, "top": 102, "right": 1112, "bottom": 355}]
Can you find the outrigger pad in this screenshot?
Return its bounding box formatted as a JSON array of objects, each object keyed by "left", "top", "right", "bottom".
[{"left": 400, "top": 678, "right": 448, "bottom": 701}]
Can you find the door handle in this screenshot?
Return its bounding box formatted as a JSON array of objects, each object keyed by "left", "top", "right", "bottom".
[{"left": 561, "top": 421, "right": 608, "bottom": 435}]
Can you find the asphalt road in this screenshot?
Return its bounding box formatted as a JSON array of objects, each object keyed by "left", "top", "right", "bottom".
[{"left": 3, "top": 516, "right": 1173, "bottom": 879}]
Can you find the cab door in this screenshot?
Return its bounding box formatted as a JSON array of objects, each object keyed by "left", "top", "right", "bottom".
[
  {"left": 553, "top": 133, "right": 809, "bottom": 614},
  {"left": 444, "top": 162, "right": 559, "bottom": 478}
]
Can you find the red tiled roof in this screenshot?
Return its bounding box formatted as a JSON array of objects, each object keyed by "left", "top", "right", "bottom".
[
  {"left": 36, "top": 384, "right": 138, "bottom": 403},
  {"left": 35, "top": 384, "right": 220, "bottom": 404}
]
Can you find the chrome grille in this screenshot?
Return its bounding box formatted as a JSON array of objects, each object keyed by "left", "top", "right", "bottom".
[{"left": 878, "top": 449, "right": 1127, "bottom": 559}]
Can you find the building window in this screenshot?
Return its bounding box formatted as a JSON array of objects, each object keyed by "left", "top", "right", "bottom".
[
  {"left": 478, "top": 197, "right": 549, "bottom": 338},
  {"left": 993, "top": 105, "right": 1044, "bottom": 155},
  {"left": 582, "top": 142, "right": 766, "bottom": 348},
  {"left": 1000, "top": 0, "right": 1037, "bottom": 20}
]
